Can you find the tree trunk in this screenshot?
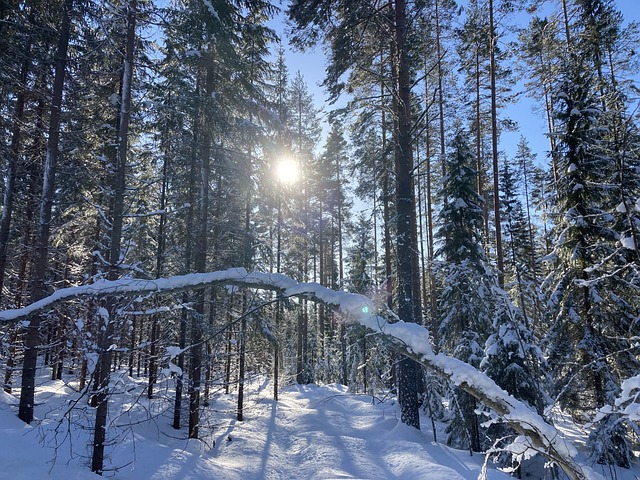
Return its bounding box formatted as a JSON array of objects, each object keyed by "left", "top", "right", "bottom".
[
  {"left": 4, "top": 78, "right": 45, "bottom": 395},
  {"left": 335, "top": 153, "right": 348, "bottom": 385},
  {"left": 148, "top": 141, "right": 169, "bottom": 398},
  {"left": 561, "top": 0, "right": 571, "bottom": 47},
  {"left": 189, "top": 54, "right": 214, "bottom": 439},
  {"left": 173, "top": 102, "right": 198, "bottom": 430},
  {"left": 488, "top": 0, "right": 504, "bottom": 287},
  {"left": 91, "top": 0, "right": 136, "bottom": 472},
  {"left": 381, "top": 102, "right": 393, "bottom": 311},
  {"left": 274, "top": 194, "right": 282, "bottom": 400},
  {"left": 415, "top": 143, "right": 429, "bottom": 326},
  {"left": 147, "top": 316, "right": 159, "bottom": 398},
  {"left": 224, "top": 301, "right": 233, "bottom": 394},
  {"left": 392, "top": 0, "right": 420, "bottom": 429},
  {"left": 3, "top": 327, "right": 19, "bottom": 393},
  {"left": 237, "top": 294, "right": 247, "bottom": 421},
  {"left": 435, "top": 0, "right": 447, "bottom": 177},
  {"left": 14, "top": 89, "right": 44, "bottom": 309},
  {"left": 423, "top": 75, "right": 439, "bottom": 347},
  {"left": 475, "top": 49, "right": 489, "bottom": 246},
  {"left": 18, "top": 0, "right": 72, "bottom": 425},
  {"left": 237, "top": 167, "right": 254, "bottom": 420},
  {"left": 0, "top": 33, "right": 31, "bottom": 305},
  {"left": 173, "top": 297, "right": 187, "bottom": 429}
]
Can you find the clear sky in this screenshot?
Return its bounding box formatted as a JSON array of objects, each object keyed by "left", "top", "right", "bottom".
[{"left": 273, "top": 0, "right": 640, "bottom": 165}]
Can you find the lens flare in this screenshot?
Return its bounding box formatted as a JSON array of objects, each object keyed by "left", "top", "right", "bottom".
[{"left": 276, "top": 159, "right": 299, "bottom": 184}]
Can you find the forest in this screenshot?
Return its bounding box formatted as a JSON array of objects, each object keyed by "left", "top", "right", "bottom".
[{"left": 0, "top": 0, "right": 639, "bottom": 478}]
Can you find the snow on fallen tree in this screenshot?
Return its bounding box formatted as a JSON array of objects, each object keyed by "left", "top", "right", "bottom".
[{"left": 0, "top": 268, "right": 602, "bottom": 480}]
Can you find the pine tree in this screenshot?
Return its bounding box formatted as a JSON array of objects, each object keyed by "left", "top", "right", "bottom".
[
  {"left": 344, "top": 211, "right": 379, "bottom": 393},
  {"left": 500, "top": 158, "right": 542, "bottom": 334},
  {"left": 518, "top": 16, "right": 564, "bottom": 184},
  {"left": 91, "top": 0, "right": 139, "bottom": 472},
  {"left": 288, "top": 0, "right": 422, "bottom": 429}
]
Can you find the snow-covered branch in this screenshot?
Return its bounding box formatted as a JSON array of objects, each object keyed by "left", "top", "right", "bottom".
[
  {"left": 0, "top": 268, "right": 601, "bottom": 480},
  {"left": 359, "top": 316, "right": 601, "bottom": 480},
  {"left": 0, "top": 268, "right": 374, "bottom": 324}
]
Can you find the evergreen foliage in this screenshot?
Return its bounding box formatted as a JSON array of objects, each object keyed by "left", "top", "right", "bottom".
[
  {"left": 0, "top": 0, "right": 639, "bottom": 474},
  {"left": 543, "top": 53, "right": 640, "bottom": 467},
  {"left": 436, "top": 131, "right": 494, "bottom": 452}
]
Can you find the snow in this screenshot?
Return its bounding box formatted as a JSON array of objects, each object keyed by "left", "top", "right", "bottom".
[
  {"left": 2, "top": 371, "right": 637, "bottom": 480},
  {"left": 201, "top": 0, "right": 219, "bottom": 20},
  {"left": 0, "top": 268, "right": 375, "bottom": 324},
  {"left": 615, "top": 374, "right": 640, "bottom": 421},
  {"left": 620, "top": 235, "right": 636, "bottom": 250},
  {"left": 0, "top": 372, "right": 515, "bottom": 480},
  {"left": 453, "top": 197, "right": 468, "bottom": 209},
  {"left": 164, "top": 346, "right": 187, "bottom": 359},
  {"left": 0, "top": 268, "right": 627, "bottom": 479}
]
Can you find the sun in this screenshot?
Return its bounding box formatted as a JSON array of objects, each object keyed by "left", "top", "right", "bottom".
[{"left": 276, "top": 158, "right": 299, "bottom": 184}]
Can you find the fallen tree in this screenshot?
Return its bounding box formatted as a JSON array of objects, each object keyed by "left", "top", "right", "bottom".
[{"left": 0, "top": 268, "right": 602, "bottom": 480}]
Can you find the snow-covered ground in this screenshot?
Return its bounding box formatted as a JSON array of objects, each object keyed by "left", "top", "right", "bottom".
[{"left": 0, "top": 370, "right": 637, "bottom": 479}]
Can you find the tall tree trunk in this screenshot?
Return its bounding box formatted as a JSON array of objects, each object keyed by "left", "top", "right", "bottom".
[
  {"left": 237, "top": 192, "right": 252, "bottom": 420},
  {"left": 189, "top": 55, "right": 214, "bottom": 438},
  {"left": 18, "top": 0, "right": 72, "bottom": 425},
  {"left": 319, "top": 201, "right": 326, "bottom": 372},
  {"left": 14, "top": 88, "right": 45, "bottom": 310},
  {"left": 91, "top": 0, "right": 136, "bottom": 473},
  {"left": 237, "top": 132, "right": 253, "bottom": 417},
  {"left": 415, "top": 143, "right": 429, "bottom": 325},
  {"left": 392, "top": 0, "right": 420, "bottom": 430},
  {"left": 488, "top": 0, "right": 504, "bottom": 287},
  {"left": 274, "top": 192, "right": 282, "bottom": 400},
  {"left": 174, "top": 114, "right": 198, "bottom": 429},
  {"left": 423, "top": 75, "right": 438, "bottom": 347},
  {"left": 149, "top": 133, "right": 170, "bottom": 399},
  {"left": 561, "top": 0, "right": 571, "bottom": 47},
  {"left": 381, "top": 87, "right": 393, "bottom": 311},
  {"left": 4, "top": 74, "right": 45, "bottom": 395},
  {"left": 336, "top": 156, "right": 348, "bottom": 386},
  {"left": 237, "top": 294, "right": 247, "bottom": 420},
  {"left": 539, "top": 48, "right": 559, "bottom": 185},
  {"left": 0, "top": 32, "right": 32, "bottom": 305},
  {"left": 435, "top": 0, "right": 447, "bottom": 177},
  {"left": 475, "top": 49, "right": 489, "bottom": 245}
]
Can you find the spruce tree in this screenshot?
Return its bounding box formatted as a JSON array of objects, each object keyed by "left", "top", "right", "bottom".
[
  {"left": 436, "top": 131, "right": 494, "bottom": 452},
  {"left": 479, "top": 159, "right": 548, "bottom": 470},
  {"left": 543, "top": 55, "right": 639, "bottom": 468}
]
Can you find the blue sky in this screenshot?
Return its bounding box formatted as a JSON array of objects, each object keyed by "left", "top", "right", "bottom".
[{"left": 273, "top": 0, "right": 640, "bottom": 165}]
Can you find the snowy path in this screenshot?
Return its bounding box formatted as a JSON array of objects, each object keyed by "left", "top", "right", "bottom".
[
  {"left": 206, "top": 384, "right": 485, "bottom": 480},
  {"left": 110, "top": 381, "right": 511, "bottom": 480},
  {"left": 0, "top": 375, "right": 513, "bottom": 480},
  {"left": 5, "top": 374, "right": 633, "bottom": 480}
]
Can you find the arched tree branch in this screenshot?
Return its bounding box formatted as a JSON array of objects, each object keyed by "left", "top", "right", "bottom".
[{"left": 0, "top": 268, "right": 601, "bottom": 480}]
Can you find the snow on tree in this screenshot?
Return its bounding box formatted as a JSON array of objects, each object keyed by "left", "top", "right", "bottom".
[
  {"left": 543, "top": 54, "right": 640, "bottom": 468},
  {"left": 435, "top": 131, "right": 496, "bottom": 452},
  {"left": 0, "top": 268, "right": 604, "bottom": 480}
]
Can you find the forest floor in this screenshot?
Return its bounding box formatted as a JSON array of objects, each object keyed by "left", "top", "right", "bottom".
[{"left": 0, "top": 369, "right": 637, "bottom": 480}]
